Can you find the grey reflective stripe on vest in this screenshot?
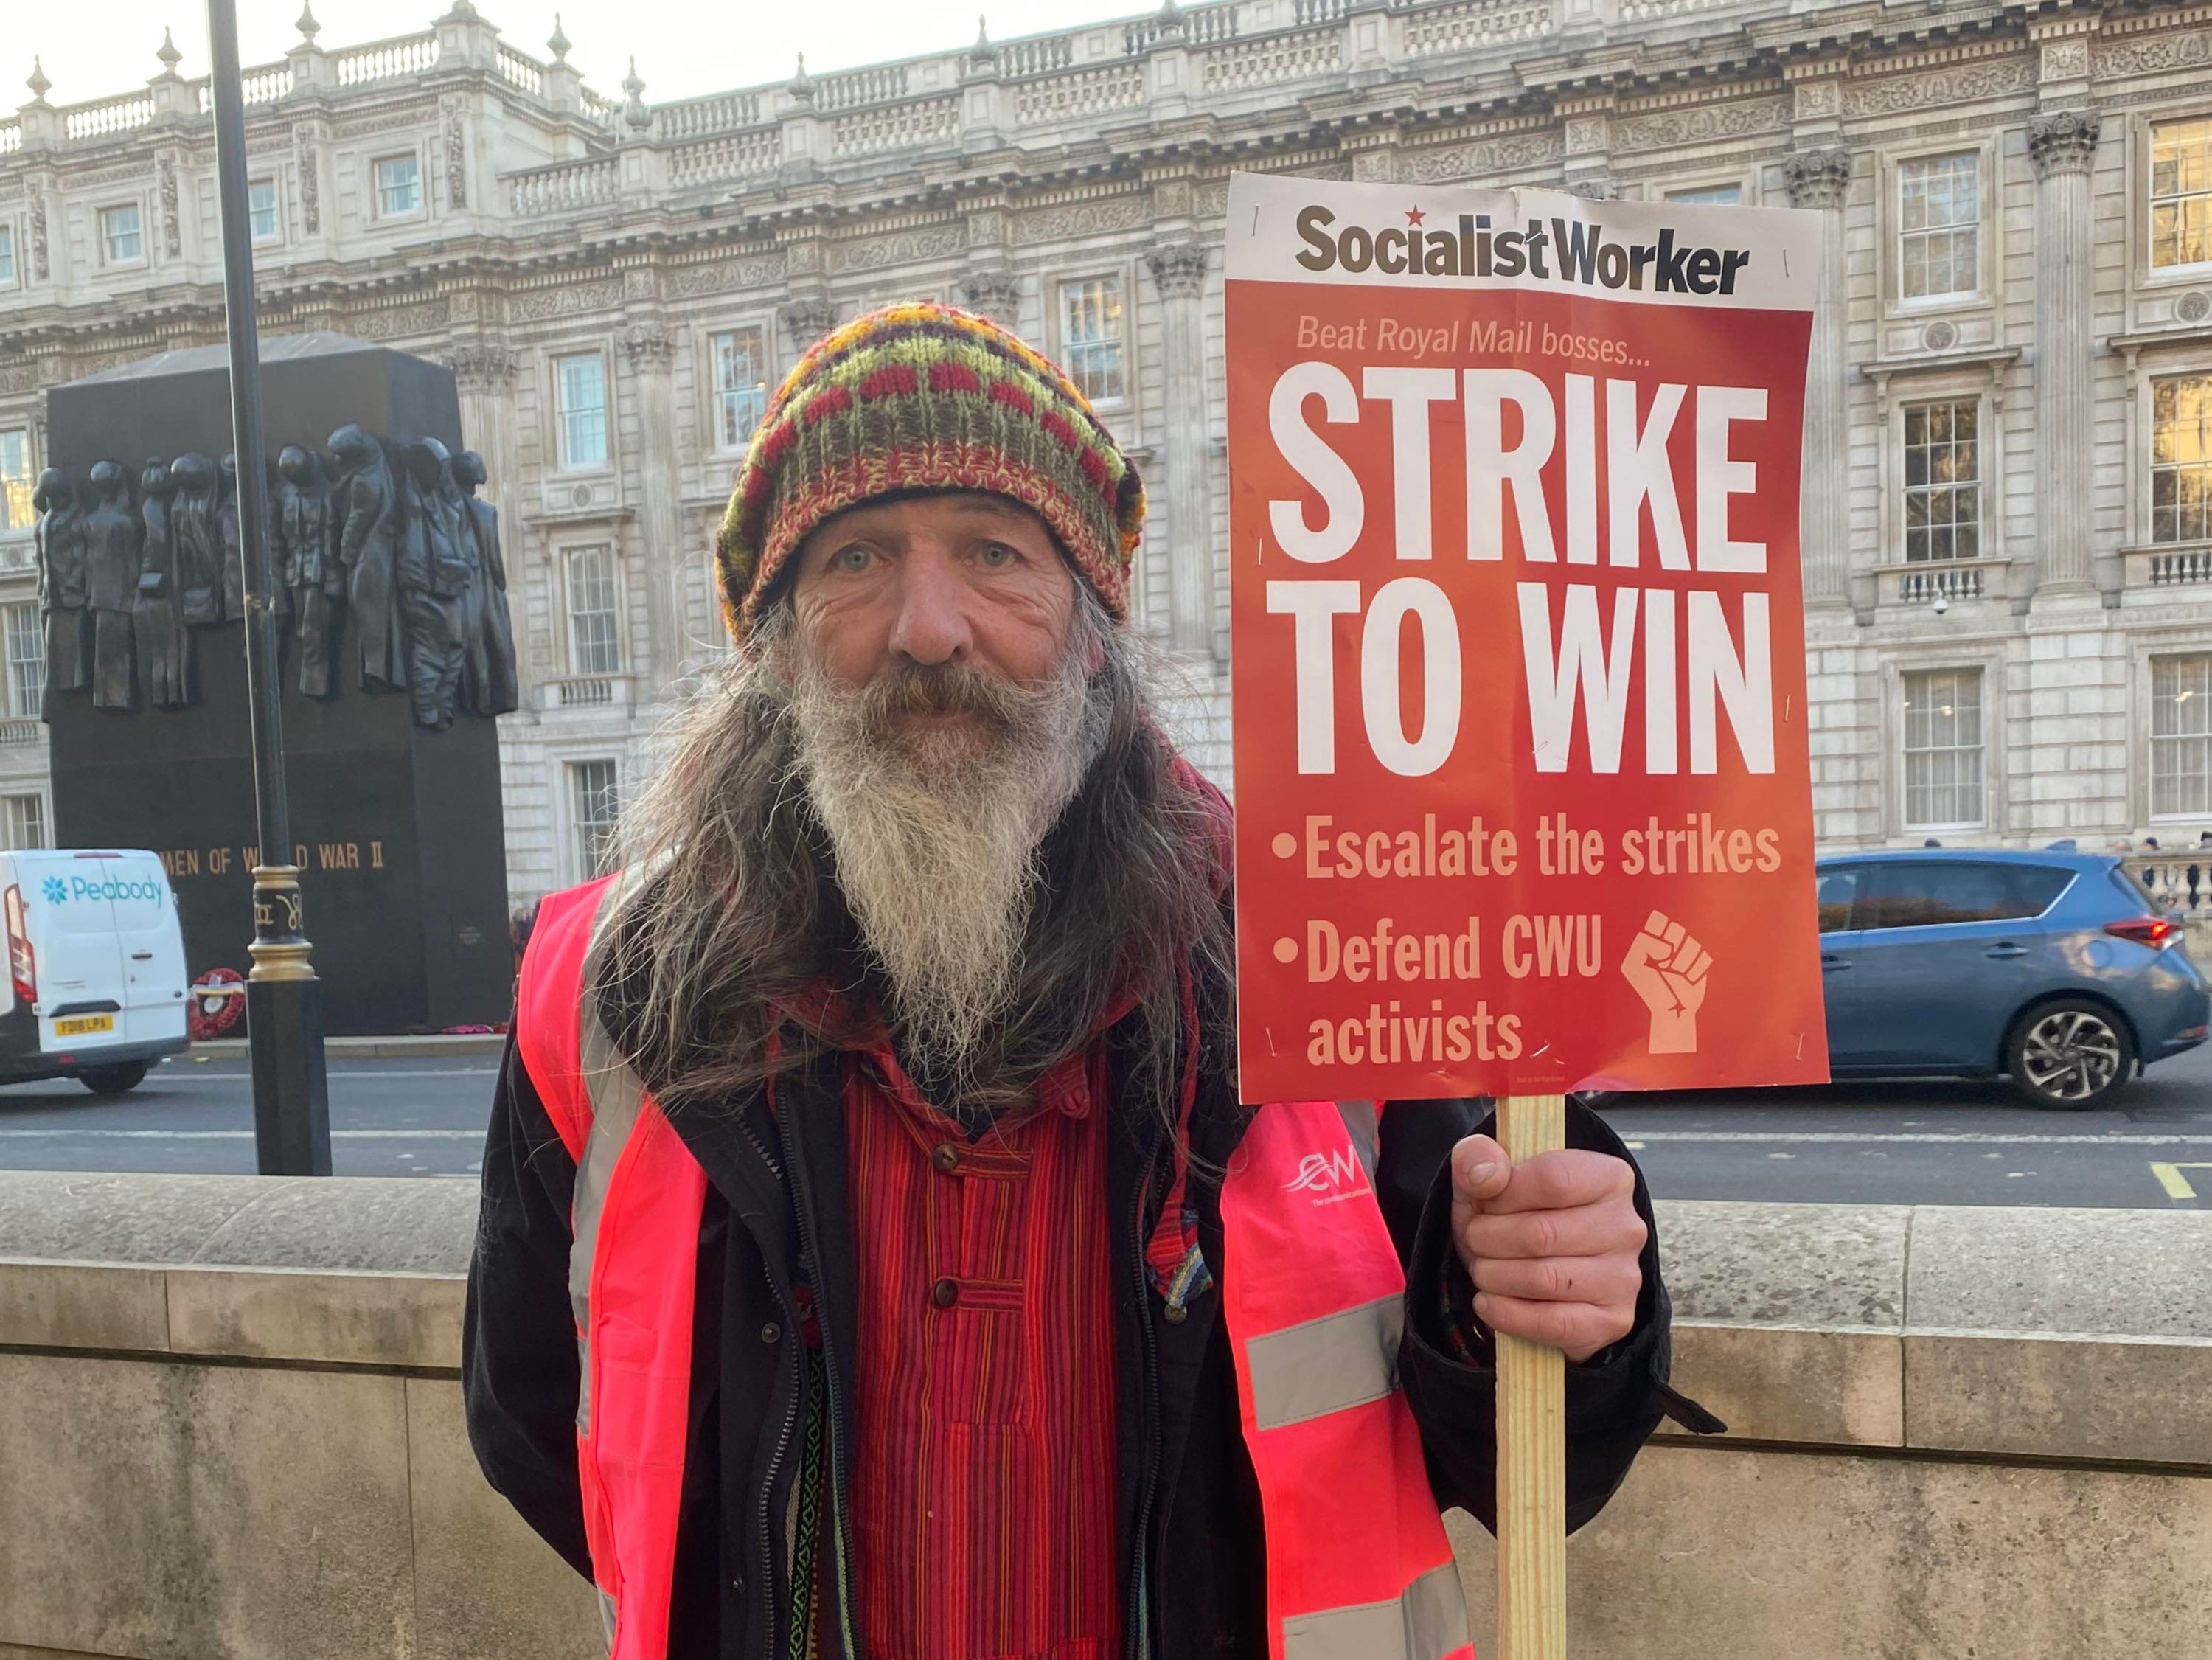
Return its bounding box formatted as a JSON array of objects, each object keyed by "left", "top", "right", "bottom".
[
  {"left": 1281, "top": 1562, "right": 1469, "bottom": 1660},
  {"left": 598, "top": 1588, "right": 619, "bottom": 1648},
  {"left": 1245, "top": 1294, "right": 1403, "bottom": 1431},
  {"left": 568, "top": 872, "right": 652, "bottom": 1440},
  {"left": 1335, "top": 1102, "right": 1378, "bottom": 1181}
]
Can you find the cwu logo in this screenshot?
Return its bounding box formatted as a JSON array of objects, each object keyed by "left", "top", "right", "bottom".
[
  {"left": 40, "top": 878, "right": 66, "bottom": 906},
  {"left": 1284, "top": 1146, "right": 1368, "bottom": 1198}
]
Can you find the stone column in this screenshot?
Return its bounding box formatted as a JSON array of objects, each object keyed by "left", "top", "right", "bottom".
[
  {"left": 2029, "top": 110, "right": 2103, "bottom": 596},
  {"left": 622, "top": 321, "right": 685, "bottom": 687},
  {"left": 1784, "top": 147, "right": 1854, "bottom": 610},
  {"left": 1147, "top": 240, "right": 1214, "bottom": 658}
]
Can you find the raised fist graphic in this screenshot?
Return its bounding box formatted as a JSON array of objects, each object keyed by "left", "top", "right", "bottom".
[{"left": 1620, "top": 910, "right": 1711, "bottom": 1055}]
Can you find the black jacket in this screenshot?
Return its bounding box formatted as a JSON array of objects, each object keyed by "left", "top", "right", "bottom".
[{"left": 465, "top": 1032, "right": 1711, "bottom": 1660}]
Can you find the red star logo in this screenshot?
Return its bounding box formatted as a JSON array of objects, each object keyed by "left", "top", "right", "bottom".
[{"left": 1405, "top": 206, "right": 1427, "bottom": 226}]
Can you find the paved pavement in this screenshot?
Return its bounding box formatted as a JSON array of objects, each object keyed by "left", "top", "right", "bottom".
[{"left": 0, "top": 1042, "right": 2207, "bottom": 1209}]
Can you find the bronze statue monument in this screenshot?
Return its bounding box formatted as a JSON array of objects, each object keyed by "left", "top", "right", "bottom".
[
  {"left": 37, "top": 427, "right": 518, "bottom": 731},
  {"left": 82, "top": 460, "right": 140, "bottom": 712},
  {"left": 276, "top": 444, "right": 343, "bottom": 699},
  {"left": 33, "top": 468, "right": 90, "bottom": 700},
  {"left": 132, "top": 457, "right": 195, "bottom": 710},
  {"left": 453, "top": 449, "right": 519, "bottom": 718}
]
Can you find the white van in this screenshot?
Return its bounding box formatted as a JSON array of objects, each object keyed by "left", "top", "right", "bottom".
[{"left": 0, "top": 849, "right": 189, "bottom": 1094}]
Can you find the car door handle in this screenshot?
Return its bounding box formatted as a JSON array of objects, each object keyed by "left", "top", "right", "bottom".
[
  {"left": 130, "top": 951, "right": 155, "bottom": 961},
  {"left": 1984, "top": 943, "right": 2029, "bottom": 959},
  {"left": 1820, "top": 955, "right": 1851, "bottom": 971}
]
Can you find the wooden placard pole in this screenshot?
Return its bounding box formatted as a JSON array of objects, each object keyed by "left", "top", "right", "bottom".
[{"left": 1495, "top": 1091, "right": 1568, "bottom": 1660}]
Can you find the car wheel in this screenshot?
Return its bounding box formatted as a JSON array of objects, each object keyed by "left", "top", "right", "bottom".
[
  {"left": 2006, "top": 1001, "right": 2133, "bottom": 1110},
  {"left": 77, "top": 1061, "right": 148, "bottom": 1097}
]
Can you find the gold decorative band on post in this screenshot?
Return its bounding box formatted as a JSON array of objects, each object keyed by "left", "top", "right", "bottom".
[{"left": 246, "top": 864, "right": 316, "bottom": 982}]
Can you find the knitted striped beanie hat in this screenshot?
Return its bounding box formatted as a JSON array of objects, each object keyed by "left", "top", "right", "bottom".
[{"left": 715, "top": 302, "right": 1146, "bottom": 641}]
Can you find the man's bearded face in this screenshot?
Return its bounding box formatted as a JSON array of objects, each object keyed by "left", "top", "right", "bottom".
[{"left": 776, "top": 494, "right": 1105, "bottom": 1070}]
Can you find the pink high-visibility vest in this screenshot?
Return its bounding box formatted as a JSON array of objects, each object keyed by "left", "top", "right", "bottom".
[{"left": 514, "top": 875, "right": 1471, "bottom": 1660}]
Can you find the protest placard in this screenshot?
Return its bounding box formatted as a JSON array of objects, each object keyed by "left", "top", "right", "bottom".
[{"left": 1225, "top": 171, "right": 1829, "bottom": 1103}]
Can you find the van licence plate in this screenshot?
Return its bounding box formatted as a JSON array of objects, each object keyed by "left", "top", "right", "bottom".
[{"left": 54, "top": 1014, "right": 115, "bottom": 1037}]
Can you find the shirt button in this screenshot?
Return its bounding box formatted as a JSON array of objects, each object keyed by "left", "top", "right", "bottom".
[
  {"left": 759, "top": 1322, "right": 780, "bottom": 1345},
  {"left": 931, "top": 1277, "right": 961, "bottom": 1309},
  {"left": 931, "top": 1142, "right": 961, "bottom": 1174}
]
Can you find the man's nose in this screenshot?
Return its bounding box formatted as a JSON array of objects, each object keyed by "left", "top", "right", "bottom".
[{"left": 886, "top": 553, "right": 973, "bottom": 666}]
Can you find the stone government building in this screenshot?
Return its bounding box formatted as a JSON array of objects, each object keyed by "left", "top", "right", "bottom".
[{"left": 1, "top": 0, "right": 2210, "bottom": 910}]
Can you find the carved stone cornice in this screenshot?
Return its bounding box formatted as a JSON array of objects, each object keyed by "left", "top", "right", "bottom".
[
  {"left": 443, "top": 341, "right": 517, "bottom": 389},
  {"left": 621, "top": 321, "right": 675, "bottom": 368},
  {"left": 1146, "top": 241, "right": 1207, "bottom": 300},
  {"left": 959, "top": 267, "right": 1023, "bottom": 323},
  {"left": 778, "top": 298, "right": 839, "bottom": 348},
  {"left": 2028, "top": 110, "right": 2101, "bottom": 180},
  {"left": 1783, "top": 146, "right": 1852, "bottom": 211},
  {"left": 1566, "top": 175, "right": 1618, "bottom": 202}
]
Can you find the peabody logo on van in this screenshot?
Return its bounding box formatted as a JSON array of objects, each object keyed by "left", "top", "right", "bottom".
[
  {"left": 1293, "top": 203, "right": 1756, "bottom": 296},
  {"left": 44, "top": 875, "right": 164, "bottom": 906}
]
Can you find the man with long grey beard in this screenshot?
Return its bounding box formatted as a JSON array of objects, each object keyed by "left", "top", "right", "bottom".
[{"left": 465, "top": 302, "right": 1716, "bottom": 1660}]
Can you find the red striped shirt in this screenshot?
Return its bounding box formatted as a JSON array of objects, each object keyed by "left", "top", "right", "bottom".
[{"left": 842, "top": 1044, "right": 1121, "bottom": 1660}]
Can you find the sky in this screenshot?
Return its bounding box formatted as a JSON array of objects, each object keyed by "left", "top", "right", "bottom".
[{"left": 14, "top": 0, "right": 1147, "bottom": 111}]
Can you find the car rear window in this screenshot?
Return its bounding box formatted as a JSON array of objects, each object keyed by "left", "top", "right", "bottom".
[
  {"left": 1854, "top": 861, "right": 2065, "bottom": 930},
  {"left": 2008, "top": 865, "right": 2076, "bottom": 917},
  {"left": 1815, "top": 865, "right": 1861, "bottom": 932}
]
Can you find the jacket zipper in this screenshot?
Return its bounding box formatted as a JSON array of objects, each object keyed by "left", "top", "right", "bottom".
[
  {"left": 1124, "top": 1135, "right": 1164, "bottom": 1660},
  {"left": 775, "top": 1097, "right": 860, "bottom": 1660},
  {"left": 739, "top": 1114, "right": 805, "bottom": 1660}
]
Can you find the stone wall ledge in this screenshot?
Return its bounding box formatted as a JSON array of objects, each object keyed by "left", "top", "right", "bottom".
[
  {"left": 1, "top": 1173, "right": 2208, "bottom": 1660},
  {"left": 1, "top": 1173, "right": 2208, "bottom": 1468}
]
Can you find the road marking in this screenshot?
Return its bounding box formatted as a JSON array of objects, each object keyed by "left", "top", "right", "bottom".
[
  {"left": 144, "top": 1066, "right": 498, "bottom": 1080},
  {"left": 0, "top": 1128, "right": 484, "bottom": 1140},
  {"left": 2149, "top": 1161, "right": 2212, "bottom": 1200},
  {"left": 1616, "top": 1131, "right": 2212, "bottom": 1146}
]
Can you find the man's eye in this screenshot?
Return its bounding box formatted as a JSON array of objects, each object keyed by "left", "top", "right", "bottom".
[
  {"left": 978, "top": 543, "right": 1017, "bottom": 568},
  {"left": 832, "top": 546, "right": 873, "bottom": 572}
]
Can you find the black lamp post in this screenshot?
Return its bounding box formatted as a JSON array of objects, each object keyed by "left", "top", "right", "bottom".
[{"left": 205, "top": 0, "right": 332, "bottom": 1176}]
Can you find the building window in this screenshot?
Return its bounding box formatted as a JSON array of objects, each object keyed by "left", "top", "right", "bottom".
[
  {"left": 709, "top": 327, "right": 769, "bottom": 451},
  {"left": 3, "top": 602, "right": 41, "bottom": 718},
  {"left": 1903, "top": 667, "right": 1985, "bottom": 828},
  {"left": 1897, "top": 153, "right": 1978, "bottom": 301},
  {"left": 100, "top": 204, "right": 143, "bottom": 265},
  {"left": 1667, "top": 183, "right": 1742, "bottom": 205},
  {"left": 2152, "top": 654, "right": 2212, "bottom": 819},
  {"left": 563, "top": 545, "right": 622, "bottom": 676},
  {"left": 0, "top": 795, "right": 45, "bottom": 852},
  {"left": 554, "top": 352, "right": 609, "bottom": 470},
  {"left": 0, "top": 428, "right": 31, "bottom": 532},
  {"left": 373, "top": 154, "right": 422, "bottom": 218},
  {"left": 248, "top": 178, "right": 279, "bottom": 243},
  {"left": 0, "top": 223, "right": 15, "bottom": 286},
  {"left": 567, "top": 760, "right": 620, "bottom": 879},
  {"left": 1060, "top": 278, "right": 1126, "bottom": 406},
  {"left": 2152, "top": 374, "right": 2212, "bottom": 544},
  {"left": 2151, "top": 117, "right": 2212, "bottom": 271},
  {"left": 1902, "top": 400, "right": 1980, "bottom": 562}
]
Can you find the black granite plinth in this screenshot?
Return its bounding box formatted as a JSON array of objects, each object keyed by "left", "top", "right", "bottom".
[{"left": 44, "top": 335, "right": 512, "bottom": 1035}]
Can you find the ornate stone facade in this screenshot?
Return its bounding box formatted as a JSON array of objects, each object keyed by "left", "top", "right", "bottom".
[{"left": 5, "top": 0, "right": 2212, "bottom": 900}]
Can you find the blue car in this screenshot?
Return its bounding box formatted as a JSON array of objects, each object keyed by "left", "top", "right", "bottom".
[{"left": 1816, "top": 850, "right": 2210, "bottom": 1108}]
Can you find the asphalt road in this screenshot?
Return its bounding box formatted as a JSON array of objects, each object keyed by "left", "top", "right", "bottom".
[{"left": 0, "top": 1044, "right": 2208, "bottom": 1210}]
